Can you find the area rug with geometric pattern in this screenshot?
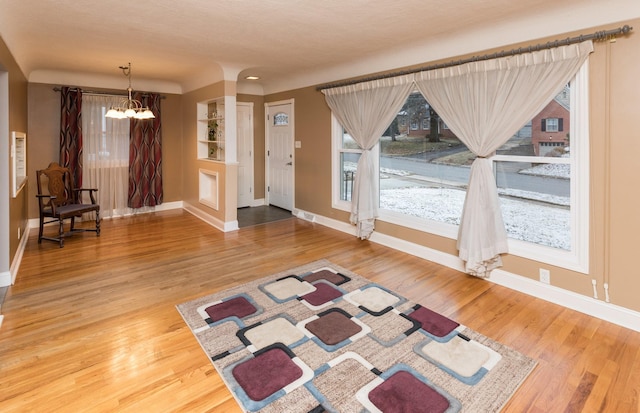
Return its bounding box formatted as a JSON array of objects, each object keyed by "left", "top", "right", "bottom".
[{"left": 177, "top": 259, "right": 537, "bottom": 412}]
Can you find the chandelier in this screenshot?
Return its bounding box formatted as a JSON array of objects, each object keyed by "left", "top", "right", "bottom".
[{"left": 105, "top": 62, "right": 155, "bottom": 119}]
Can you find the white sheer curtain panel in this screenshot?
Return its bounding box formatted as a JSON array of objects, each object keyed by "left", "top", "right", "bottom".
[
  {"left": 414, "top": 41, "right": 593, "bottom": 277},
  {"left": 82, "top": 94, "right": 131, "bottom": 219},
  {"left": 323, "top": 75, "right": 414, "bottom": 239}
]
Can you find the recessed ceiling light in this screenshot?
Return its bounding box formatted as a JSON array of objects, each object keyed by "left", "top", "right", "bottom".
[{"left": 245, "top": 76, "right": 260, "bottom": 80}]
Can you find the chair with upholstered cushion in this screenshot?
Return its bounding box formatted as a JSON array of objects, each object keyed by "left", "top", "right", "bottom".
[{"left": 36, "top": 162, "right": 101, "bottom": 247}]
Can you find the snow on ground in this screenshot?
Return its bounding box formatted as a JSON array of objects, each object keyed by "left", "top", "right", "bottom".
[
  {"left": 520, "top": 163, "right": 570, "bottom": 179},
  {"left": 346, "top": 161, "right": 571, "bottom": 250},
  {"left": 380, "top": 186, "right": 570, "bottom": 250}
]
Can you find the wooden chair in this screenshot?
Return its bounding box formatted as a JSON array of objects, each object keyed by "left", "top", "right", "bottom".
[{"left": 36, "top": 162, "right": 101, "bottom": 248}]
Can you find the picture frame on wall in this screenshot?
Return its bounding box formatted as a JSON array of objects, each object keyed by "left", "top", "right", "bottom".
[{"left": 11, "top": 131, "right": 26, "bottom": 198}]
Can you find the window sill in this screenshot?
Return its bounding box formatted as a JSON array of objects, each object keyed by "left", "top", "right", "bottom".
[{"left": 333, "top": 200, "right": 587, "bottom": 274}]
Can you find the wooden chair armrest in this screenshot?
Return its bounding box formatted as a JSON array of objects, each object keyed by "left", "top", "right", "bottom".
[
  {"left": 36, "top": 194, "right": 57, "bottom": 214},
  {"left": 74, "top": 188, "right": 99, "bottom": 204}
]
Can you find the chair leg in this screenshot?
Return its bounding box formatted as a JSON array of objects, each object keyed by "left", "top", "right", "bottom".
[
  {"left": 59, "top": 219, "right": 65, "bottom": 248},
  {"left": 96, "top": 210, "right": 101, "bottom": 236},
  {"left": 38, "top": 216, "right": 44, "bottom": 244}
]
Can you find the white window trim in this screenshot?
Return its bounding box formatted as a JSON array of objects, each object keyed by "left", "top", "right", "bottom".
[
  {"left": 493, "top": 62, "right": 589, "bottom": 273},
  {"left": 332, "top": 115, "right": 358, "bottom": 210},
  {"left": 331, "top": 62, "right": 589, "bottom": 274}
]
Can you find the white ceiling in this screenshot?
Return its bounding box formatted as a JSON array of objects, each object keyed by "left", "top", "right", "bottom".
[{"left": 1, "top": 0, "right": 638, "bottom": 94}]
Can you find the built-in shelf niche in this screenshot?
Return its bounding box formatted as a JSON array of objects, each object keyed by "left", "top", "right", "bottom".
[
  {"left": 197, "top": 99, "right": 225, "bottom": 161},
  {"left": 11, "top": 131, "right": 26, "bottom": 198},
  {"left": 199, "top": 169, "right": 219, "bottom": 210}
]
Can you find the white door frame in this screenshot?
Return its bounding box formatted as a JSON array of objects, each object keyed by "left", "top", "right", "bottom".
[
  {"left": 265, "top": 98, "right": 295, "bottom": 210},
  {"left": 0, "top": 71, "right": 11, "bottom": 287},
  {"left": 237, "top": 102, "right": 254, "bottom": 208}
]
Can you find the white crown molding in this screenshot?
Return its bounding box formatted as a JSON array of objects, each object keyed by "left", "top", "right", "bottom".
[{"left": 29, "top": 70, "right": 183, "bottom": 94}]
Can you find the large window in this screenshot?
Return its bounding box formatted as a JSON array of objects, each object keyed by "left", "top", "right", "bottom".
[{"left": 333, "top": 62, "right": 589, "bottom": 272}]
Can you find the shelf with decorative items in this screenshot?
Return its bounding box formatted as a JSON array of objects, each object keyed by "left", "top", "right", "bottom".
[{"left": 197, "top": 100, "right": 225, "bottom": 161}]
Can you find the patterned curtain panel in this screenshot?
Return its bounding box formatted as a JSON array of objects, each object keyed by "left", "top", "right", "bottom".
[
  {"left": 59, "top": 87, "right": 83, "bottom": 188},
  {"left": 128, "top": 92, "right": 163, "bottom": 209}
]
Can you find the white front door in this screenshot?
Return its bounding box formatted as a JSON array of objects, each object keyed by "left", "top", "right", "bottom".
[
  {"left": 237, "top": 103, "right": 254, "bottom": 208},
  {"left": 266, "top": 101, "right": 294, "bottom": 211}
]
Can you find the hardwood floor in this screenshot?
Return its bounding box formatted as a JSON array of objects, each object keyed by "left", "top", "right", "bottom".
[{"left": 1, "top": 209, "right": 639, "bottom": 412}]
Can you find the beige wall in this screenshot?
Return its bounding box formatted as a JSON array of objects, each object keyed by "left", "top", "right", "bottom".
[
  {"left": 1, "top": 35, "right": 28, "bottom": 274},
  {"left": 26, "top": 83, "right": 184, "bottom": 219},
  {"left": 27, "top": 84, "right": 60, "bottom": 220},
  {"left": 596, "top": 27, "right": 640, "bottom": 310},
  {"left": 265, "top": 19, "right": 640, "bottom": 313},
  {"left": 160, "top": 92, "right": 184, "bottom": 204},
  {"left": 181, "top": 81, "right": 230, "bottom": 221}
]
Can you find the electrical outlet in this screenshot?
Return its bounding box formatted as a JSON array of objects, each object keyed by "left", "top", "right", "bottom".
[{"left": 539, "top": 268, "right": 551, "bottom": 284}]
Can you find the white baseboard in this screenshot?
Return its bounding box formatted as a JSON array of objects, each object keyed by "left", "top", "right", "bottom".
[
  {"left": 294, "top": 209, "right": 319, "bottom": 223},
  {"left": 10, "top": 224, "right": 29, "bottom": 285},
  {"left": 225, "top": 220, "right": 239, "bottom": 231},
  {"left": 294, "top": 208, "right": 640, "bottom": 332},
  {"left": 294, "top": 207, "right": 465, "bottom": 271},
  {"left": 238, "top": 199, "right": 266, "bottom": 208},
  {"left": 183, "top": 202, "right": 238, "bottom": 232},
  {"left": 0, "top": 224, "right": 30, "bottom": 287},
  {"left": 27, "top": 201, "right": 185, "bottom": 230},
  {"left": 0, "top": 271, "right": 9, "bottom": 287},
  {"left": 490, "top": 269, "right": 640, "bottom": 332},
  {"left": 151, "top": 201, "right": 184, "bottom": 212}
]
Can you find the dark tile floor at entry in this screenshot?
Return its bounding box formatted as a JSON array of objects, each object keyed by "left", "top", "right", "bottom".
[{"left": 237, "top": 205, "right": 293, "bottom": 228}]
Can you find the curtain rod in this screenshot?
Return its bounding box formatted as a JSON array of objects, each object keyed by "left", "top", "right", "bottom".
[
  {"left": 316, "top": 24, "right": 633, "bottom": 91},
  {"left": 52, "top": 86, "right": 166, "bottom": 99}
]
